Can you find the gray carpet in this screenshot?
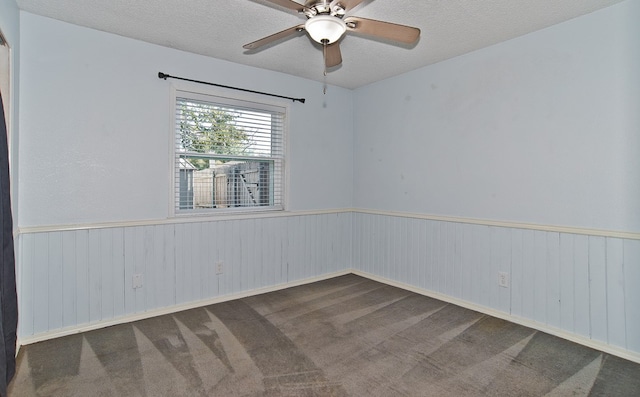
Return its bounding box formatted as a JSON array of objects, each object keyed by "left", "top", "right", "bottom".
[{"left": 8, "top": 274, "right": 640, "bottom": 396}]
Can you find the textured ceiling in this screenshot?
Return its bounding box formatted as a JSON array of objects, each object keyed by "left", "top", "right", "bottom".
[{"left": 16, "top": 0, "right": 624, "bottom": 89}]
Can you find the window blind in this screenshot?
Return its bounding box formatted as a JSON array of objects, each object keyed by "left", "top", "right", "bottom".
[{"left": 174, "top": 93, "right": 284, "bottom": 213}]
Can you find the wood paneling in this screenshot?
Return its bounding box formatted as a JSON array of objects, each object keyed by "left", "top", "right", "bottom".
[
  {"left": 17, "top": 211, "right": 638, "bottom": 357},
  {"left": 18, "top": 213, "right": 352, "bottom": 338},
  {"left": 624, "top": 239, "right": 640, "bottom": 353},
  {"left": 352, "top": 213, "right": 639, "bottom": 355}
]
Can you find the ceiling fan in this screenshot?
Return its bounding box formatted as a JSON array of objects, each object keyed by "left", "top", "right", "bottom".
[{"left": 244, "top": 0, "right": 421, "bottom": 70}]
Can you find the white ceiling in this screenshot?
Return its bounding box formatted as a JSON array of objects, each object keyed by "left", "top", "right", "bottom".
[{"left": 16, "top": 0, "right": 623, "bottom": 89}]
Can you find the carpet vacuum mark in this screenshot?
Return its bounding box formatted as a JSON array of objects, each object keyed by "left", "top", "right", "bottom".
[{"left": 9, "top": 274, "right": 640, "bottom": 396}]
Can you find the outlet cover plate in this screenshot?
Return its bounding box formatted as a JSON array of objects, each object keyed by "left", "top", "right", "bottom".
[
  {"left": 132, "top": 273, "right": 143, "bottom": 289},
  {"left": 498, "top": 272, "right": 509, "bottom": 288}
]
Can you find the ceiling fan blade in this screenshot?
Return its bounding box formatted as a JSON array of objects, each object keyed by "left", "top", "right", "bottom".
[
  {"left": 325, "top": 42, "right": 342, "bottom": 68},
  {"left": 243, "top": 25, "right": 305, "bottom": 50},
  {"left": 344, "top": 16, "right": 420, "bottom": 44},
  {"left": 264, "top": 0, "right": 307, "bottom": 13},
  {"left": 330, "top": 0, "right": 366, "bottom": 13}
]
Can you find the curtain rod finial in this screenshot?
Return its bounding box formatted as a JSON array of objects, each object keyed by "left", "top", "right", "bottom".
[{"left": 158, "top": 72, "right": 168, "bottom": 80}]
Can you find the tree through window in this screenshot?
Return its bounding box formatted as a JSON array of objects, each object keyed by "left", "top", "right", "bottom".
[{"left": 173, "top": 91, "right": 285, "bottom": 214}]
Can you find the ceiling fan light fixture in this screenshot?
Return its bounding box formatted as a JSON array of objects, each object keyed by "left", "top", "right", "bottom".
[{"left": 305, "top": 15, "right": 347, "bottom": 44}]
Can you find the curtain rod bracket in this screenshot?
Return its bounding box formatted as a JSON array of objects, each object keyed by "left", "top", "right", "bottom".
[{"left": 157, "top": 72, "right": 305, "bottom": 104}]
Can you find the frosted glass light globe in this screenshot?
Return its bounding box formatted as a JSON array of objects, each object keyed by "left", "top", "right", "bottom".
[{"left": 305, "top": 15, "right": 347, "bottom": 44}]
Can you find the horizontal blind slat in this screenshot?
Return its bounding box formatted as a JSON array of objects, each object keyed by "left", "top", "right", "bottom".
[{"left": 174, "top": 92, "right": 284, "bottom": 213}]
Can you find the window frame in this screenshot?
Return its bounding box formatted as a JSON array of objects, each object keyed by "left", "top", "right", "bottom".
[{"left": 169, "top": 82, "right": 289, "bottom": 217}]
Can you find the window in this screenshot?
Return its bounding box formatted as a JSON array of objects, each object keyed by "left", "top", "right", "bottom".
[{"left": 173, "top": 89, "right": 285, "bottom": 214}]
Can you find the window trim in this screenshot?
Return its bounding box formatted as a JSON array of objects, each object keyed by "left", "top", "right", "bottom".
[{"left": 169, "top": 81, "right": 289, "bottom": 218}]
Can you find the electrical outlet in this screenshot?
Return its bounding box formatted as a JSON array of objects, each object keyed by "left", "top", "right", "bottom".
[
  {"left": 132, "top": 273, "right": 144, "bottom": 289},
  {"left": 216, "top": 261, "right": 224, "bottom": 275},
  {"left": 498, "top": 272, "right": 509, "bottom": 288}
]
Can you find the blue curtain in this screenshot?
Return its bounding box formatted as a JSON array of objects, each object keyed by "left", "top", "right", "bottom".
[{"left": 0, "top": 91, "right": 17, "bottom": 396}]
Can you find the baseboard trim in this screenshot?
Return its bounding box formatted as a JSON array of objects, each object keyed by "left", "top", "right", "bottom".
[
  {"left": 352, "top": 270, "right": 640, "bottom": 365},
  {"left": 17, "top": 270, "right": 351, "bottom": 347},
  {"left": 17, "top": 269, "right": 640, "bottom": 366}
]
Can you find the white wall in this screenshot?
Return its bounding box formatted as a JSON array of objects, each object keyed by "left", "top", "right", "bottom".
[
  {"left": 16, "top": 12, "right": 354, "bottom": 342},
  {"left": 14, "top": 0, "right": 640, "bottom": 363},
  {"left": 0, "top": 0, "right": 18, "bottom": 56},
  {"left": 18, "top": 12, "right": 354, "bottom": 228},
  {"left": 352, "top": 0, "right": 640, "bottom": 361},
  {"left": 0, "top": 1, "right": 18, "bottom": 49},
  {"left": 354, "top": 0, "right": 640, "bottom": 233}
]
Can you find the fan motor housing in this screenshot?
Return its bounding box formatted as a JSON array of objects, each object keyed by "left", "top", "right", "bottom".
[{"left": 303, "top": 1, "right": 346, "bottom": 19}]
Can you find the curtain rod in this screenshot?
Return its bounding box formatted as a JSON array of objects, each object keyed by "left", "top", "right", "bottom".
[{"left": 158, "top": 72, "right": 305, "bottom": 104}]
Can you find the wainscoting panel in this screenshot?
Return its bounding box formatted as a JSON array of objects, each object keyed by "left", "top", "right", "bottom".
[
  {"left": 625, "top": 239, "right": 640, "bottom": 353},
  {"left": 17, "top": 212, "right": 352, "bottom": 339},
  {"left": 17, "top": 210, "right": 639, "bottom": 360},
  {"left": 352, "top": 212, "right": 639, "bottom": 356}
]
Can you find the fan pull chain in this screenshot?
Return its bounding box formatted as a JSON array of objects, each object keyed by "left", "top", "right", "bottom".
[
  {"left": 323, "top": 41, "right": 327, "bottom": 94},
  {"left": 323, "top": 42, "right": 328, "bottom": 77}
]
